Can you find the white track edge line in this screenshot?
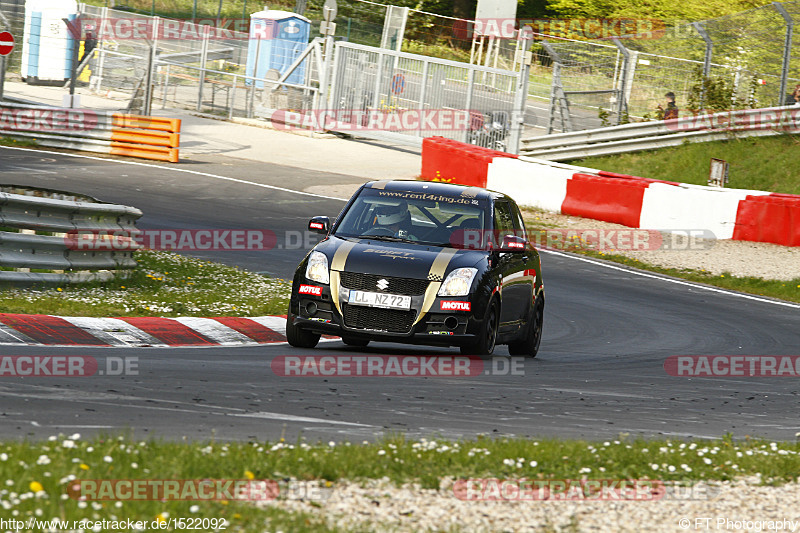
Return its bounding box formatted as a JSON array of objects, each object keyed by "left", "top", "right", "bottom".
[{"left": 539, "top": 248, "right": 800, "bottom": 309}]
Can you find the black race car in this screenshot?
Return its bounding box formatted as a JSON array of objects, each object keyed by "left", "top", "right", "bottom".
[{"left": 286, "top": 180, "right": 544, "bottom": 356}]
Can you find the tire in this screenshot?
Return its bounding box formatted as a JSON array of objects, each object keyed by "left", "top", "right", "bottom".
[
  {"left": 460, "top": 299, "right": 498, "bottom": 356},
  {"left": 508, "top": 298, "right": 544, "bottom": 358},
  {"left": 286, "top": 313, "right": 321, "bottom": 349},
  {"left": 341, "top": 336, "right": 369, "bottom": 347}
]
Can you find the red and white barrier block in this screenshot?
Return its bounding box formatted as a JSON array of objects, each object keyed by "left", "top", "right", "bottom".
[{"left": 421, "top": 137, "right": 799, "bottom": 246}]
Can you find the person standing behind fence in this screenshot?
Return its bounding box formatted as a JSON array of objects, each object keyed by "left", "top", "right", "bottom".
[
  {"left": 658, "top": 92, "right": 679, "bottom": 120},
  {"left": 785, "top": 85, "right": 800, "bottom": 106}
]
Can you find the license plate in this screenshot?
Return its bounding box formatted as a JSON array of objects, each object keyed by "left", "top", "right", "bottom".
[{"left": 348, "top": 290, "right": 411, "bottom": 310}]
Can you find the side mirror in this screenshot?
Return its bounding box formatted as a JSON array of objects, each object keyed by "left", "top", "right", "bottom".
[
  {"left": 500, "top": 234, "right": 527, "bottom": 252},
  {"left": 308, "top": 216, "right": 330, "bottom": 234}
]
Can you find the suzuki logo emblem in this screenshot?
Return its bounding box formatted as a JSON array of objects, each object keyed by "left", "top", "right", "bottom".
[{"left": 376, "top": 279, "right": 389, "bottom": 290}]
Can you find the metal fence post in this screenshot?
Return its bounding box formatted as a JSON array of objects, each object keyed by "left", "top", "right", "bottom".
[
  {"left": 692, "top": 22, "right": 712, "bottom": 108},
  {"left": 197, "top": 26, "right": 210, "bottom": 112},
  {"left": 611, "top": 38, "right": 630, "bottom": 124},
  {"left": 92, "top": 6, "right": 108, "bottom": 93},
  {"left": 772, "top": 2, "right": 793, "bottom": 106},
  {"left": 372, "top": 49, "right": 384, "bottom": 112},
  {"left": 229, "top": 74, "right": 237, "bottom": 119},
  {"left": 327, "top": 40, "right": 339, "bottom": 111},
  {"left": 508, "top": 40, "right": 531, "bottom": 154},
  {"left": 417, "top": 58, "right": 429, "bottom": 138},
  {"left": 143, "top": 16, "right": 159, "bottom": 115},
  {"left": 463, "top": 68, "right": 474, "bottom": 143}
]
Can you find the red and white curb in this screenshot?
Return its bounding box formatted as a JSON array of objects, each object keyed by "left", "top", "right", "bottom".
[{"left": 0, "top": 313, "right": 323, "bottom": 347}]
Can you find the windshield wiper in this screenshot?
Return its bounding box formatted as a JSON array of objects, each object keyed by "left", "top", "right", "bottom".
[{"left": 355, "top": 234, "right": 407, "bottom": 242}]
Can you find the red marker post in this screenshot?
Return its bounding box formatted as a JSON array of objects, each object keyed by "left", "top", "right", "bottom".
[{"left": 0, "top": 31, "right": 14, "bottom": 101}]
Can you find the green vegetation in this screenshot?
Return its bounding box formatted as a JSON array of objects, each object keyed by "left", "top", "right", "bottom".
[
  {"left": 566, "top": 134, "right": 800, "bottom": 195},
  {"left": 1, "top": 433, "right": 799, "bottom": 531},
  {"left": 0, "top": 249, "right": 291, "bottom": 317},
  {"left": 545, "top": 0, "right": 775, "bottom": 23},
  {"left": 0, "top": 136, "right": 40, "bottom": 148}
]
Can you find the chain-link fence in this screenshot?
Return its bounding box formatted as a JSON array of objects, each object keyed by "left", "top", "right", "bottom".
[
  {"left": 537, "top": 2, "right": 800, "bottom": 132},
  {"left": 5, "top": 0, "right": 800, "bottom": 139}
]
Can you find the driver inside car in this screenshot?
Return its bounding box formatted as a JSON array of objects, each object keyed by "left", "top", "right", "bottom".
[{"left": 373, "top": 202, "right": 418, "bottom": 241}]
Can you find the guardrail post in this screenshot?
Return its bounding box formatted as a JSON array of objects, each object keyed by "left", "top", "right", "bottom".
[
  {"left": 772, "top": 2, "right": 793, "bottom": 107},
  {"left": 692, "top": 22, "right": 713, "bottom": 109}
]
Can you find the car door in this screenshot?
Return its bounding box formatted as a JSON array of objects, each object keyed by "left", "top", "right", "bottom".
[
  {"left": 494, "top": 200, "right": 527, "bottom": 331},
  {"left": 510, "top": 201, "right": 535, "bottom": 317}
]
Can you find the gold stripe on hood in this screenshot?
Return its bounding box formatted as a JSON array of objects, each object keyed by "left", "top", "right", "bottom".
[
  {"left": 414, "top": 248, "right": 458, "bottom": 325},
  {"left": 330, "top": 240, "right": 357, "bottom": 316}
]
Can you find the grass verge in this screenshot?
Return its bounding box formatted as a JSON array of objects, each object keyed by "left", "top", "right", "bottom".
[
  {"left": 1, "top": 433, "right": 799, "bottom": 531},
  {"left": 0, "top": 249, "right": 291, "bottom": 317},
  {"left": 566, "top": 134, "right": 800, "bottom": 195}
]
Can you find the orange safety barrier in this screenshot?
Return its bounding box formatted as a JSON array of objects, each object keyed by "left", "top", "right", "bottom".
[
  {"left": 110, "top": 113, "right": 181, "bottom": 163},
  {"left": 561, "top": 173, "right": 650, "bottom": 228},
  {"left": 421, "top": 137, "right": 516, "bottom": 188},
  {"left": 733, "top": 194, "right": 800, "bottom": 247}
]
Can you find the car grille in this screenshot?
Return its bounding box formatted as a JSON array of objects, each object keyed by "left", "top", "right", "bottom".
[
  {"left": 339, "top": 272, "right": 429, "bottom": 296},
  {"left": 342, "top": 303, "right": 417, "bottom": 333}
]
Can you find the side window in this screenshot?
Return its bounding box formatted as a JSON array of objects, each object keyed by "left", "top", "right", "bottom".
[
  {"left": 494, "top": 201, "right": 515, "bottom": 241},
  {"left": 510, "top": 202, "right": 528, "bottom": 240}
]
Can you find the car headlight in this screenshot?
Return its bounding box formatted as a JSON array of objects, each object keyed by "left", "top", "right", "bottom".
[
  {"left": 437, "top": 268, "right": 478, "bottom": 297},
  {"left": 305, "top": 251, "right": 330, "bottom": 284}
]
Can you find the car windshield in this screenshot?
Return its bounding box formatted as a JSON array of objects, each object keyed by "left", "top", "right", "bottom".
[{"left": 334, "top": 187, "right": 489, "bottom": 248}]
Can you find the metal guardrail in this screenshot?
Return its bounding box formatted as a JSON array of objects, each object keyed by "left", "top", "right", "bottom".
[
  {"left": 0, "top": 186, "right": 142, "bottom": 286},
  {"left": 520, "top": 106, "right": 800, "bottom": 160},
  {"left": 0, "top": 102, "right": 181, "bottom": 162}
]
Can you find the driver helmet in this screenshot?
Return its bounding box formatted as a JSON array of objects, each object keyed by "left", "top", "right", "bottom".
[{"left": 375, "top": 202, "right": 408, "bottom": 226}]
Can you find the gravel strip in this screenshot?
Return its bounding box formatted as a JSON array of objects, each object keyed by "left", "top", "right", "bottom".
[
  {"left": 262, "top": 476, "right": 800, "bottom": 532},
  {"left": 524, "top": 210, "right": 800, "bottom": 281}
]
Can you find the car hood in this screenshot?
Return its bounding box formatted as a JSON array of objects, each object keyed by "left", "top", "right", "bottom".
[{"left": 315, "top": 236, "right": 485, "bottom": 278}]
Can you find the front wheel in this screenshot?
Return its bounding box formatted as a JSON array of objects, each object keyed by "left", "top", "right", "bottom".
[
  {"left": 286, "top": 313, "right": 321, "bottom": 348},
  {"left": 508, "top": 298, "right": 543, "bottom": 358},
  {"left": 460, "top": 299, "right": 498, "bottom": 356}
]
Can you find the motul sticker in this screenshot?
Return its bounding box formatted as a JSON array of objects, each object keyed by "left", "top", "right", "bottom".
[
  {"left": 440, "top": 301, "right": 471, "bottom": 311},
  {"left": 309, "top": 222, "right": 324, "bottom": 230},
  {"left": 298, "top": 285, "right": 323, "bottom": 296}
]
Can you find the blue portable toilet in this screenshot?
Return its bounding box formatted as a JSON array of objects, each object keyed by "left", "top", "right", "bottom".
[
  {"left": 246, "top": 9, "right": 311, "bottom": 88},
  {"left": 21, "top": 0, "right": 79, "bottom": 85}
]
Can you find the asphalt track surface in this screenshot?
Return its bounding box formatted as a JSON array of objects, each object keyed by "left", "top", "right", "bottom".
[{"left": 1, "top": 146, "right": 799, "bottom": 443}]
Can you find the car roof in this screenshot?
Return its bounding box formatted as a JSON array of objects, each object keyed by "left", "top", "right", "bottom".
[{"left": 362, "top": 179, "right": 506, "bottom": 202}]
